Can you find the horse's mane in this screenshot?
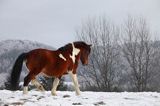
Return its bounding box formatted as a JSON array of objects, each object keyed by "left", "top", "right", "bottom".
[
  {"left": 74, "top": 41, "right": 89, "bottom": 49},
  {"left": 58, "top": 41, "right": 88, "bottom": 52},
  {"left": 58, "top": 43, "right": 72, "bottom": 52}
]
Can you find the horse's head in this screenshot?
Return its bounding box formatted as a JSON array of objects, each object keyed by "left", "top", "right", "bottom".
[{"left": 74, "top": 41, "right": 92, "bottom": 66}]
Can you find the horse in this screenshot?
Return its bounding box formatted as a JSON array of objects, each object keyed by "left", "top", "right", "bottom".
[{"left": 10, "top": 41, "right": 92, "bottom": 95}]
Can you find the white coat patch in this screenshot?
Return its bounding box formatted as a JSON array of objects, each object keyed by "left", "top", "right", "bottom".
[
  {"left": 59, "top": 53, "right": 66, "bottom": 61},
  {"left": 70, "top": 43, "right": 80, "bottom": 63}
]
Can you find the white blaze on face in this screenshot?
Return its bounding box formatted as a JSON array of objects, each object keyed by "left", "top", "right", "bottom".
[
  {"left": 59, "top": 53, "right": 66, "bottom": 61},
  {"left": 70, "top": 43, "right": 80, "bottom": 63}
]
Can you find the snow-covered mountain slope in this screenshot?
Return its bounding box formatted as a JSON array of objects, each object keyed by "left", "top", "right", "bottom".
[
  {"left": 0, "top": 39, "right": 54, "bottom": 56},
  {"left": 0, "top": 90, "right": 159, "bottom": 106},
  {"left": 0, "top": 40, "right": 55, "bottom": 88}
]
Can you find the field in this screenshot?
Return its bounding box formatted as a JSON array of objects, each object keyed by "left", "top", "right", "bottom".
[{"left": 0, "top": 90, "right": 160, "bottom": 106}]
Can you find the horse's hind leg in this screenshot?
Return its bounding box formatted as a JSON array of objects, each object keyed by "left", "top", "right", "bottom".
[
  {"left": 51, "top": 77, "right": 60, "bottom": 96},
  {"left": 23, "top": 73, "right": 34, "bottom": 94},
  {"left": 23, "top": 73, "right": 45, "bottom": 94},
  {"left": 31, "top": 79, "right": 45, "bottom": 91}
]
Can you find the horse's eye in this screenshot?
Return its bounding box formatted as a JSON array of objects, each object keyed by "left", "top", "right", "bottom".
[
  {"left": 87, "top": 51, "right": 90, "bottom": 55},
  {"left": 88, "top": 49, "right": 91, "bottom": 54}
]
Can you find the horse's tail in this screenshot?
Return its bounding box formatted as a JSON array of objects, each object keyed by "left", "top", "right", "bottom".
[{"left": 10, "top": 53, "right": 28, "bottom": 90}]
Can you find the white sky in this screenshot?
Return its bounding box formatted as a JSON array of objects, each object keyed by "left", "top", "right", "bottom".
[{"left": 0, "top": 0, "right": 159, "bottom": 47}]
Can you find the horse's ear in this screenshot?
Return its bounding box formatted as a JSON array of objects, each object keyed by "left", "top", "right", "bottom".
[{"left": 88, "top": 44, "right": 92, "bottom": 47}]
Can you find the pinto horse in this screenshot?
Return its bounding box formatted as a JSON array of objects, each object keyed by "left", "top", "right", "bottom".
[{"left": 10, "top": 41, "right": 91, "bottom": 95}]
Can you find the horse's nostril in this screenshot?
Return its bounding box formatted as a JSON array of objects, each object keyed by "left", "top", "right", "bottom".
[{"left": 85, "top": 62, "right": 88, "bottom": 65}]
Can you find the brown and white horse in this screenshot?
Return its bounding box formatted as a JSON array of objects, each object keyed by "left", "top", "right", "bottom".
[{"left": 10, "top": 41, "right": 91, "bottom": 95}]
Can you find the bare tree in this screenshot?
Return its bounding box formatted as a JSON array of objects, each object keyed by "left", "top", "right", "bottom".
[
  {"left": 76, "top": 17, "right": 121, "bottom": 91},
  {"left": 148, "top": 40, "right": 160, "bottom": 91},
  {"left": 76, "top": 16, "right": 160, "bottom": 92},
  {"left": 122, "top": 16, "right": 154, "bottom": 91}
]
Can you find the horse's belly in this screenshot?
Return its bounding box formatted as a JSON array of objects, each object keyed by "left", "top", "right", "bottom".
[{"left": 41, "top": 67, "right": 68, "bottom": 78}]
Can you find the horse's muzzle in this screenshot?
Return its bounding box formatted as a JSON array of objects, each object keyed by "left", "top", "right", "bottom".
[{"left": 83, "top": 61, "right": 89, "bottom": 66}]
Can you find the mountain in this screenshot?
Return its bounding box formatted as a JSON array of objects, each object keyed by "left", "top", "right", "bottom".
[{"left": 0, "top": 40, "right": 55, "bottom": 88}]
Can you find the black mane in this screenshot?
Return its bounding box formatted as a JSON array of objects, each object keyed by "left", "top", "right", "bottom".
[
  {"left": 58, "top": 43, "right": 72, "bottom": 52},
  {"left": 58, "top": 41, "right": 88, "bottom": 52}
]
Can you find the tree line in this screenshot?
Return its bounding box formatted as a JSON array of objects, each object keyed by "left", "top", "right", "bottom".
[{"left": 76, "top": 16, "right": 160, "bottom": 92}]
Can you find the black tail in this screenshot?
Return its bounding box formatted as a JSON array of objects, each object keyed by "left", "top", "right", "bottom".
[{"left": 10, "top": 53, "right": 27, "bottom": 90}]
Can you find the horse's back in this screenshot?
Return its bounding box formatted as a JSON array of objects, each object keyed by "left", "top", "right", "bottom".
[{"left": 26, "top": 49, "right": 57, "bottom": 71}]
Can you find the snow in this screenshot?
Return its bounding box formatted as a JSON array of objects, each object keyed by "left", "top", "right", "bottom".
[
  {"left": 0, "top": 90, "right": 160, "bottom": 106},
  {"left": 0, "top": 73, "right": 8, "bottom": 87}
]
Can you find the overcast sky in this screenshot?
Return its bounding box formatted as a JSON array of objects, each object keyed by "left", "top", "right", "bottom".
[{"left": 0, "top": 0, "right": 159, "bottom": 47}]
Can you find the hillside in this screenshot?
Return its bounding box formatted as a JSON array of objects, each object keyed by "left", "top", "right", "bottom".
[{"left": 0, "top": 40, "right": 55, "bottom": 88}]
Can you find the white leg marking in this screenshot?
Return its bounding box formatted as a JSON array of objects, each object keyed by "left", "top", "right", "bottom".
[
  {"left": 70, "top": 43, "right": 80, "bottom": 63},
  {"left": 59, "top": 53, "right": 67, "bottom": 61},
  {"left": 31, "top": 79, "right": 45, "bottom": 91},
  {"left": 23, "top": 86, "right": 28, "bottom": 94},
  {"left": 51, "top": 78, "right": 60, "bottom": 96},
  {"left": 68, "top": 71, "right": 81, "bottom": 95}
]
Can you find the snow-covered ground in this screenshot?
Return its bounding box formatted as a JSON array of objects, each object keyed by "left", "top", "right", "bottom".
[{"left": 0, "top": 90, "right": 160, "bottom": 106}]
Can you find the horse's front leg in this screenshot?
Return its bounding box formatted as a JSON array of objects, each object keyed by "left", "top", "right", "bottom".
[
  {"left": 68, "top": 71, "right": 81, "bottom": 95},
  {"left": 51, "top": 77, "right": 60, "bottom": 96}
]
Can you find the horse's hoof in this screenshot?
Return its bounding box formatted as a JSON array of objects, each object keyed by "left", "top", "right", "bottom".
[
  {"left": 40, "top": 88, "right": 45, "bottom": 92},
  {"left": 52, "top": 93, "right": 57, "bottom": 96},
  {"left": 23, "top": 86, "right": 28, "bottom": 94},
  {"left": 23, "top": 91, "right": 28, "bottom": 95},
  {"left": 76, "top": 92, "right": 81, "bottom": 96},
  {"left": 76, "top": 93, "right": 80, "bottom": 96},
  {"left": 38, "top": 86, "right": 45, "bottom": 91},
  {"left": 51, "top": 91, "right": 57, "bottom": 96}
]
